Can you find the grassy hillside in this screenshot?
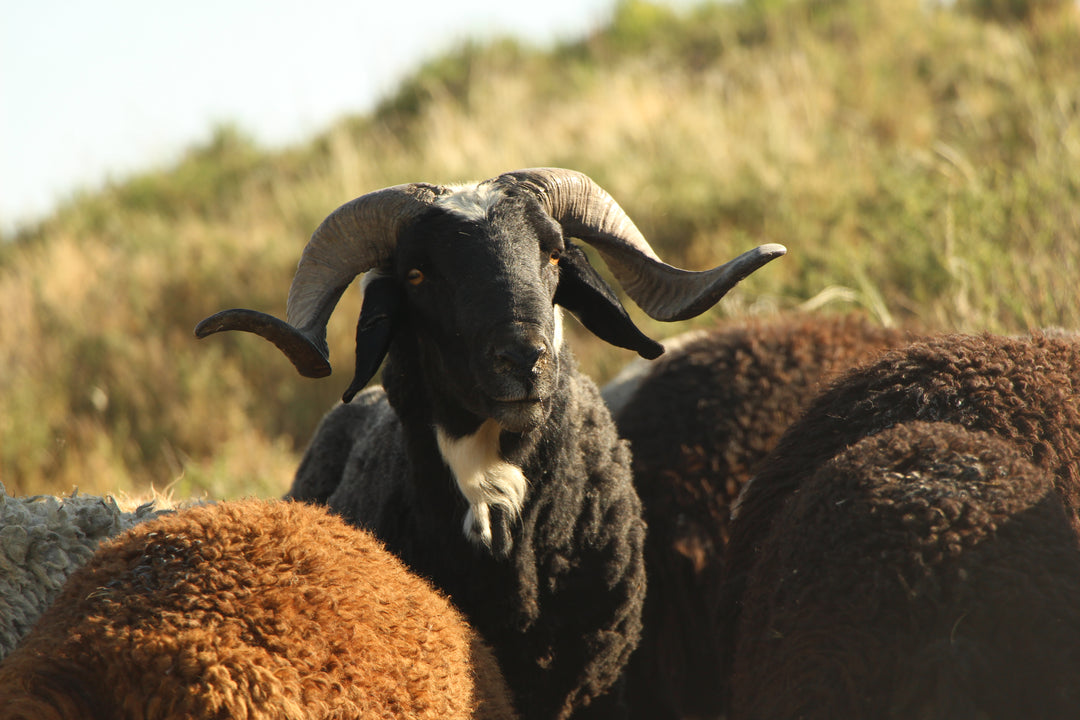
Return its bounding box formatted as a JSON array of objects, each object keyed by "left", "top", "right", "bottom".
[{"left": 2, "top": 0, "right": 1078, "bottom": 498}]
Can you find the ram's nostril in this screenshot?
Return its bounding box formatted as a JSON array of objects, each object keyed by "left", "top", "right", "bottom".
[
  {"left": 496, "top": 343, "right": 547, "bottom": 375},
  {"left": 488, "top": 321, "right": 551, "bottom": 378}
]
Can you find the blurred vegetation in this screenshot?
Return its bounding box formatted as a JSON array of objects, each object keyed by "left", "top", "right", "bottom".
[{"left": 2, "top": 0, "right": 1079, "bottom": 498}]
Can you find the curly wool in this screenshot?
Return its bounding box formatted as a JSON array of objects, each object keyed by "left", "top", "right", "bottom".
[
  {"left": 0, "top": 499, "right": 517, "bottom": 720},
  {"left": 722, "top": 332, "right": 1080, "bottom": 713},
  {"left": 0, "top": 483, "right": 170, "bottom": 660},
  {"left": 731, "top": 422, "right": 1080, "bottom": 719},
  {"left": 610, "top": 313, "right": 913, "bottom": 719}
]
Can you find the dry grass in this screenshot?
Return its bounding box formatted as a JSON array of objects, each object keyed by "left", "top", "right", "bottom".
[{"left": 2, "top": 0, "right": 1079, "bottom": 497}]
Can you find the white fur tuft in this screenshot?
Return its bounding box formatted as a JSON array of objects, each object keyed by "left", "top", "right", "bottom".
[
  {"left": 359, "top": 269, "right": 385, "bottom": 292},
  {"left": 553, "top": 305, "right": 564, "bottom": 352},
  {"left": 437, "top": 183, "right": 505, "bottom": 223},
  {"left": 435, "top": 420, "right": 527, "bottom": 547}
]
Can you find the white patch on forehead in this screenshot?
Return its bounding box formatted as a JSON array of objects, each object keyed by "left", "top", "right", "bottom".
[
  {"left": 359, "top": 269, "right": 385, "bottom": 291},
  {"left": 435, "top": 420, "right": 527, "bottom": 549},
  {"left": 437, "top": 182, "right": 506, "bottom": 223}
]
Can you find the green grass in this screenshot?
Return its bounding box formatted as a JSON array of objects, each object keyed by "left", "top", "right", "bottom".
[{"left": 3, "top": 0, "right": 1079, "bottom": 498}]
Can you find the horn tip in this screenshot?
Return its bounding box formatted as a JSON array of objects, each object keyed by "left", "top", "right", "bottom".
[
  {"left": 758, "top": 243, "right": 787, "bottom": 259},
  {"left": 194, "top": 310, "right": 239, "bottom": 338},
  {"left": 193, "top": 308, "right": 333, "bottom": 379},
  {"left": 306, "top": 364, "right": 333, "bottom": 379},
  {"left": 640, "top": 342, "right": 665, "bottom": 360}
]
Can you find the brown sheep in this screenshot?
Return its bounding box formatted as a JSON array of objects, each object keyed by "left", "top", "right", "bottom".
[
  {"left": 722, "top": 332, "right": 1080, "bottom": 716},
  {"left": 731, "top": 422, "right": 1080, "bottom": 719},
  {"left": 0, "top": 499, "right": 517, "bottom": 720},
  {"left": 609, "top": 313, "right": 914, "bottom": 719}
]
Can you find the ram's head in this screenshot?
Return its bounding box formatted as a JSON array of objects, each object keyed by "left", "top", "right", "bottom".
[{"left": 196, "top": 168, "right": 784, "bottom": 433}]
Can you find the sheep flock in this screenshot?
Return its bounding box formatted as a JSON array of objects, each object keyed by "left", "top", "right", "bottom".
[{"left": 3, "top": 168, "right": 1080, "bottom": 720}]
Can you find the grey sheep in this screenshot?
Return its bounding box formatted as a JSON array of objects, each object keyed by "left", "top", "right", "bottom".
[
  {"left": 731, "top": 422, "right": 1080, "bottom": 719},
  {"left": 196, "top": 167, "right": 784, "bottom": 719},
  {"left": 0, "top": 483, "right": 171, "bottom": 660},
  {"left": 722, "top": 332, "right": 1080, "bottom": 718},
  {"left": 0, "top": 498, "right": 518, "bottom": 720},
  {"left": 606, "top": 313, "right": 914, "bottom": 719}
]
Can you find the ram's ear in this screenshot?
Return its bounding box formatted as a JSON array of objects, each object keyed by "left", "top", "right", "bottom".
[
  {"left": 555, "top": 243, "right": 664, "bottom": 359},
  {"left": 343, "top": 275, "right": 402, "bottom": 402}
]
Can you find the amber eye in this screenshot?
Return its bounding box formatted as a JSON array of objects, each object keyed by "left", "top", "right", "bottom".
[
  {"left": 549, "top": 249, "right": 561, "bottom": 266},
  {"left": 406, "top": 269, "right": 424, "bottom": 285}
]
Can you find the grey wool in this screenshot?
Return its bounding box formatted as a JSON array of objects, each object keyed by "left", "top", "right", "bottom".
[{"left": 0, "top": 483, "right": 171, "bottom": 660}]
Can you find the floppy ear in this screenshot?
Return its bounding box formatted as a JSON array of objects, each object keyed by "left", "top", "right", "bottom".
[
  {"left": 555, "top": 243, "right": 664, "bottom": 359},
  {"left": 343, "top": 275, "right": 402, "bottom": 402}
]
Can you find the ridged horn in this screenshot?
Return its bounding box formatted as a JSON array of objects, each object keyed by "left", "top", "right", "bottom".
[
  {"left": 499, "top": 168, "right": 786, "bottom": 322},
  {"left": 194, "top": 183, "right": 443, "bottom": 377}
]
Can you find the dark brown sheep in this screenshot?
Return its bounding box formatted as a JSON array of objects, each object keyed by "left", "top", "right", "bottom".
[
  {"left": 722, "top": 332, "right": 1080, "bottom": 717},
  {"left": 610, "top": 313, "right": 913, "bottom": 719},
  {"left": 731, "top": 422, "right": 1080, "bottom": 719},
  {"left": 0, "top": 499, "right": 516, "bottom": 720}
]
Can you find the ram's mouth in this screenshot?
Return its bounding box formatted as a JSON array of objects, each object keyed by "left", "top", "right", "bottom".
[
  {"left": 494, "top": 396, "right": 542, "bottom": 406},
  {"left": 490, "top": 396, "right": 547, "bottom": 433},
  {"left": 492, "top": 395, "right": 545, "bottom": 413}
]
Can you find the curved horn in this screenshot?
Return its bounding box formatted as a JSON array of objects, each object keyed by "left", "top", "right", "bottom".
[
  {"left": 500, "top": 168, "right": 786, "bottom": 322},
  {"left": 194, "top": 183, "right": 443, "bottom": 376}
]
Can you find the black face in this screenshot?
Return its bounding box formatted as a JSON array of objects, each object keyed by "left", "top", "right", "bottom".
[
  {"left": 393, "top": 191, "right": 566, "bottom": 433},
  {"left": 340, "top": 186, "right": 664, "bottom": 432}
]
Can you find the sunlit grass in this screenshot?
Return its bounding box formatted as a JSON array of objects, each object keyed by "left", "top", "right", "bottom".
[{"left": 2, "top": 0, "right": 1079, "bottom": 497}]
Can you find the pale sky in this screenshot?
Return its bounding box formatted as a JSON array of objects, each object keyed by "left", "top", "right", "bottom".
[{"left": 1, "top": 0, "right": 660, "bottom": 233}]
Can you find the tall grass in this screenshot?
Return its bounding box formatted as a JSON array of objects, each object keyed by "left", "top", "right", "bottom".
[{"left": 2, "top": 0, "right": 1078, "bottom": 497}]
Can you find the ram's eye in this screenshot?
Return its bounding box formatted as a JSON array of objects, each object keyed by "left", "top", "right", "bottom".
[
  {"left": 406, "top": 269, "right": 424, "bottom": 285},
  {"left": 549, "top": 249, "right": 561, "bottom": 266}
]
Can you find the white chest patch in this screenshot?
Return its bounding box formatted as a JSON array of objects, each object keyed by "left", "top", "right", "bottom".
[{"left": 435, "top": 420, "right": 528, "bottom": 548}]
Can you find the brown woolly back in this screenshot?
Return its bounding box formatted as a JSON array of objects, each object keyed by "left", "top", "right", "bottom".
[
  {"left": 721, "top": 332, "right": 1080, "bottom": 713},
  {"left": 731, "top": 422, "right": 1080, "bottom": 719},
  {"left": 615, "top": 313, "right": 913, "bottom": 718},
  {"left": 0, "top": 499, "right": 517, "bottom": 720}
]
